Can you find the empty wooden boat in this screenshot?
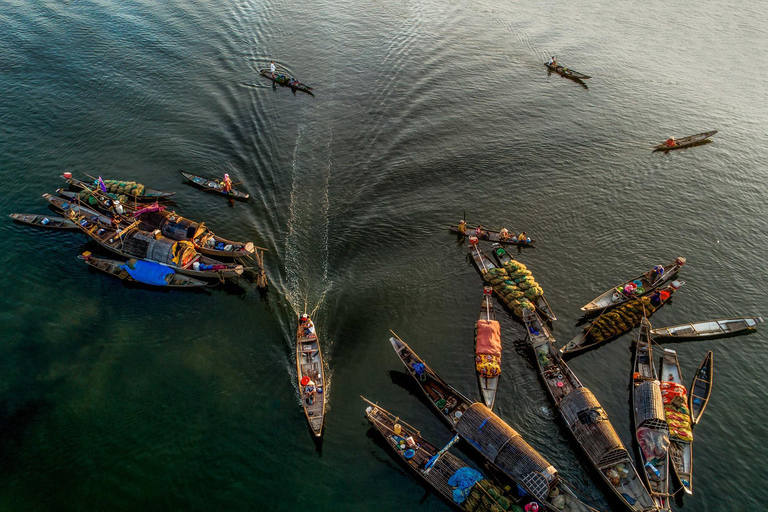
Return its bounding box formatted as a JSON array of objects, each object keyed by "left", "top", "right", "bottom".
[
  {"left": 362, "top": 397, "right": 526, "bottom": 512},
  {"left": 389, "top": 332, "right": 604, "bottom": 512},
  {"left": 545, "top": 62, "right": 591, "bottom": 80},
  {"left": 178, "top": 170, "right": 250, "bottom": 201},
  {"left": 659, "top": 348, "right": 693, "bottom": 495},
  {"left": 297, "top": 314, "right": 325, "bottom": 437},
  {"left": 631, "top": 318, "right": 672, "bottom": 511},
  {"left": 475, "top": 287, "right": 500, "bottom": 409},
  {"left": 689, "top": 351, "right": 714, "bottom": 427},
  {"left": 651, "top": 317, "right": 762, "bottom": 340},
  {"left": 448, "top": 223, "right": 535, "bottom": 247},
  {"left": 581, "top": 258, "right": 686, "bottom": 314},
  {"left": 44, "top": 193, "right": 114, "bottom": 224},
  {"left": 79, "top": 252, "right": 208, "bottom": 288},
  {"left": 522, "top": 309, "right": 659, "bottom": 512},
  {"left": 9, "top": 213, "right": 78, "bottom": 230}
]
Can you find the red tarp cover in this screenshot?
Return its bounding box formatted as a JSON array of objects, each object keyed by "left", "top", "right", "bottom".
[{"left": 476, "top": 320, "right": 502, "bottom": 357}]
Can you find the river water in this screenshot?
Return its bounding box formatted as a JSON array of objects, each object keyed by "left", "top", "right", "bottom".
[{"left": 1, "top": 0, "right": 766, "bottom": 510}]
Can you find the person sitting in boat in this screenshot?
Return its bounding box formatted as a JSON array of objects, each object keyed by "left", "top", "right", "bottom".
[
  {"left": 498, "top": 227, "right": 510, "bottom": 241},
  {"left": 650, "top": 290, "right": 662, "bottom": 306},
  {"left": 270, "top": 60, "right": 276, "bottom": 78},
  {"left": 517, "top": 231, "right": 529, "bottom": 242},
  {"left": 665, "top": 136, "right": 677, "bottom": 147},
  {"left": 475, "top": 225, "right": 486, "bottom": 239},
  {"left": 650, "top": 265, "right": 664, "bottom": 280},
  {"left": 547, "top": 56, "right": 556, "bottom": 67},
  {"left": 300, "top": 314, "right": 315, "bottom": 336},
  {"left": 222, "top": 173, "right": 233, "bottom": 193},
  {"left": 458, "top": 219, "right": 467, "bottom": 234},
  {"left": 305, "top": 380, "right": 316, "bottom": 404}
]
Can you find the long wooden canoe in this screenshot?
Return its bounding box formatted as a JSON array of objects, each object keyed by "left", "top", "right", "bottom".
[
  {"left": 259, "top": 69, "right": 314, "bottom": 95},
  {"left": 297, "top": 315, "right": 325, "bottom": 437},
  {"left": 654, "top": 131, "right": 717, "bottom": 150},
  {"left": 659, "top": 348, "right": 693, "bottom": 495},
  {"left": 581, "top": 258, "right": 686, "bottom": 314},
  {"left": 491, "top": 245, "right": 557, "bottom": 322},
  {"left": 475, "top": 287, "right": 500, "bottom": 409},
  {"left": 79, "top": 252, "right": 208, "bottom": 288},
  {"left": 44, "top": 193, "right": 114, "bottom": 224},
  {"left": 9, "top": 213, "right": 78, "bottom": 230},
  {"left": 689, "top": 351, "right": 714, "bottom": 427},
  {"left": 65, "top": 176, "right": 175, "bottom": 201},
  {"left": 545, "top": 63, "right": 591, "bottom": 80},
  {"left": 651, "top": 317, "right": 762, "bottom": 340},
  {"left": 521, "top": 309, "right": 659, "bottom": 512},
  {"left": 631, "top": 318, "right": 672, "bottom": 511},
  {"left": 448, "top": 224, "right": 535, "bottom": 247},
  {"left": 178, "top": 170, "right": 249, "bottom": 201}
]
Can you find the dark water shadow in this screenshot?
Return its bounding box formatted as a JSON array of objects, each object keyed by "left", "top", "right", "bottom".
[{"left": 547, "top": 70, "right": 589, "bottom": 90}]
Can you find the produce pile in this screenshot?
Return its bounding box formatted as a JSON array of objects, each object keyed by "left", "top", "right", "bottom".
[
  {"left": 77, "top": 188, "right": 130, "bottom": 205},
  {"left": 100, "top": 180, "right": 147, "bottom": 197},
  {"left": 586, "top": 288, "right": 674, "bottom": 343},
  {"left": 661, "top": 382, "right": 693, "bottom": 442},
  {"left": 461, "top": 479, "right": 523, "bottom": 512},
  {"left": 482, "top": 261, "right": 544, "bottom": 318}
]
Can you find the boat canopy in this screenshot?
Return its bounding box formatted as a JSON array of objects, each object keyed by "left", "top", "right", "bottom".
[
  {"left": 455, "top": 403, "right": 556, "bottom": 500},
  {"left": 476, "top": 320, "right": 501, "bottom": 357},
  {"left": 559, "top": 388, "right": 628, "bottom": 467},
  {"left": 635, "top": 380, "right": 668, "bottom": 429}
]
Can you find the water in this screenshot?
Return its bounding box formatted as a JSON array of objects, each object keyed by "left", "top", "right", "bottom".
[{"left": 1, "top": 0, "right": 766, "bottom": 510}]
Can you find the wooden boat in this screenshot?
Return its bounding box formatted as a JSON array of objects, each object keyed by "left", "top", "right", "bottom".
[
  {"left": 259, "top": 69, "right": 314, "bottom": 94},
  {"left": 562, "top": 281, "right": 683, "bottom": 357},
  {"left": 297, "top": 315, "right": 325, "bottom": 437},
  {"left": 9, "top": 213, "right": 78, "bottom": 230},
  {"left": 581, "top": 258, "right": 686, "bottom": 314},
  {"left": 389, "top": 332, "right": 603, "bottom": 512},
  {"left": 654, "top": 131, "right": 717, "bottom": 151},
  {"left": 178, "top": 170, "right": 250, "bottom": 201},
  {"left": 689, "top": 351, "right": 714, "bottom": 427},
  {"left": 362, "top": 397, "right": 525, "bottom": 512},
  {"left": 522, "top": 309, "right": 659, "bottom": 512},
  {"left": 631, "top": 318, "right": 672, "bottom": 511},
  {"left": 64, "top": 210, "right": 244, "bottom": 279},
  {"left": 659, "top": 348, "right": 693, "bottom": 495},
  {"left": 475, "top": 287, "right": 500, "bottom": 409},
  {"left": 53, "top": 190, "right": 256, "bottom": 260},
  {"left": 492, "top": 245, "right": 557, "bottom": 321},
  {"left": 79, "top": 252, "right": 208, "bottom": 288},
  {"left": 65, "top": 176, "right": 175, "bottom": 202},
  {"left": 448, "top": 224, "right": 535, "bottom": 247},
  {"left": 545, "top": 63, "right": 591, "bottom": 80},
  {"left": 651, "top": 317, "right": 762, "bottom": 340}
]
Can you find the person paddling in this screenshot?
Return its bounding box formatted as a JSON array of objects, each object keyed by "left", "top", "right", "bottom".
[{"left": 547, "top": 56, "right": 557, "bottom": 67}]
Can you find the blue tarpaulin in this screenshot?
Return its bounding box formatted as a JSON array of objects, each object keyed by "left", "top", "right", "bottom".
[
  {"left": 448, "top": 467, "right": 483, "bottom": 504},
  {"left": 120, "top": 260, "right": 174, "bottom": 286}
]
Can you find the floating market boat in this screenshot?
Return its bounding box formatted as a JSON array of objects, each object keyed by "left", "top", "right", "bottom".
[
  {"left": 362, "top": 397, "right": 528, "bottom": 512},
  {"left": 631, "top": 318, "right": 672, "bottom": 511},
  {"left": 297, "top": 314, "right": 325, "bottom": 437},
  {"left": 79, "top": 252, "right": 208, "bottom": 288},
  {"left": 523, "top": 309, "right": 659, "bottom": 512},
  {"left": 650, "top": 317, "right": 762, "bottom": 341},
  {"left": 581, "top": 258, "right": 686, "bottom": 314},
  {"left": 492, "top": 245, "right": 557, "bottom": 321},
  {"left": 53, "top": 190, "right": 256, "bottom": 260},
  {"left": 259, "top": 69, "right": 314, "bottom": 94},
  {"left": 65, "top": 210, "right": 244, "bottom": 279},
  {"left": 545, "top": 63, "right": 591, "bottom": 80},
  {"left": 653, "top": 131, "right": 717, "bottom": 151},
  {"left": 389, "top": 332, "right": 603, "bottom": 512},
  {"left": 64, "top": 175, "right": 175, "bottom": 202},
  {"left": 9, "top": 213, "right": 78, "bottom": 230},
  {"left": 689, "top": 351, "right": 714, "bottom": 427},
  {"left": 469, "top": 243, "right": 538, "bottom": 320},
  {"left": 448, "top": 224, "right": 535, "bottom": 247},
  {"left": 659, "top": 348, "right": 693, "bottom": 495},
  {"left": 562, "top": 281, "right": 683, "bottom": 357},
  {"left": 475, "top": 287, "right": 500, "bottom": 409},
  {"left": 178, "top": 170, "right": 250, "bottom": 201}
]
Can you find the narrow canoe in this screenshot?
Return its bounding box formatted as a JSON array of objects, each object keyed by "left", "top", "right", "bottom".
[
  {"left": 362, "top": 397, "right": 523, "bottom": 512},
  {"left": 475, "top": 287, "right": 500, "bottom": 409},
  {"left": 659, "top": 348, "right": 693, "bottom": 495},
  {"left": 581, "top": 258, "right": 686, "bottom": 314},
  {"left": 259, "top": 69, "right": 314, "bottom": 94},
  {"left": 492, "top": 245, "right": 557, "bottom": 321},
  {"left": 178, "top": 170, "right": 250, "bottom": 201},
  {"left": 448, "top": 225, "right": 535, "bottom": 247},
  {"left": 297, "top": 315, "right": 325, "bottom": 437},
  {"left": 522, "top": 309, "right": 660, "bottom": 512},
  {"left": 44, "top": 193, "right": 114, "bottom": 224},
  {"left": 388, "top": 332, "right": 603, "bottom": 512},
  {"left": 65, "top": 176, "right": 175, "bottom": 201},
  {"left": 545, "top": 63, "right": 591, "bottom": 80},
  {"left": 631, "top": 318, "right": 672, "bottom": 511},
  {"left": 9, "top": 213, "right": 78, "bottom": 230},
  {"left": 79, "top": 252, "right": 208, "bottom": 288},
  {"left": 654, "top": 131, "right": 717, "bottom": 150},
  {"left": 689, "top": 351, "right": 714, "bottom": 427},
  {"left": 651, "top": 317, "right": 762, "bottom": 340}
]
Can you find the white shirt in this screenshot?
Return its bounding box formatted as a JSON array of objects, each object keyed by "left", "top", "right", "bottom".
[{"left": 270, "top": 63, "right": 276, "bottom": 73}]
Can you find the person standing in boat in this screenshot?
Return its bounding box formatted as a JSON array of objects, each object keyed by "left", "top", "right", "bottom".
[
  {"left": 222, "top": 173, "right": 233, "bottom": 193},
  {"left": 458, "top": 219, "right": 467, "bottom": 235},
  {"left": 270, "top": 60, "right": 276, "bottom": 78}
]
